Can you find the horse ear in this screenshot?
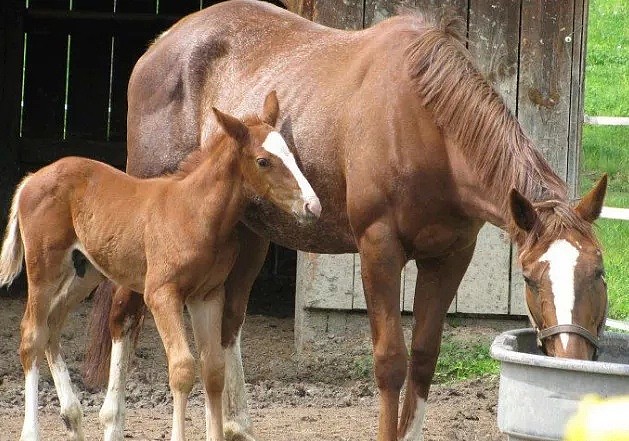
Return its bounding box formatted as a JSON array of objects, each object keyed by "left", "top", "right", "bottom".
[
  {"left": 212, "top": 107, "right": 249, "bottom": 145},
  {"left": 261, "top": 90, "right": 279, "bottom": 127},
  {"left": 509, "top": 189, "right": 538, "bottom": 232},
  {"left": 575, "top": 174, "right": 607, "bottom": 223}
]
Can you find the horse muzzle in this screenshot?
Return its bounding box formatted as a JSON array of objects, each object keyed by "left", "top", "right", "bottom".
[{"left": 294, "top": 196, "right": 321, "bottom": 224}]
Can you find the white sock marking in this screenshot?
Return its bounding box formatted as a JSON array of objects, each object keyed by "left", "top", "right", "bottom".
[
  {"left": 47, "top": 353, "right": 81, "bottom": 421},
  {"left": 22, "top": 361, "right": 40, "bottom": 441},
  {"left": 262, "top": 132, "right": 318, "bottom": 201},
  {"left": 402, "top": 398, "right": 427, "bottom": 441},
  {"left": 100, "top": 339, "right": 130, "bottom": 441},
  {"left": 539, "top": 239, "right": 580, "bottom": 350}
]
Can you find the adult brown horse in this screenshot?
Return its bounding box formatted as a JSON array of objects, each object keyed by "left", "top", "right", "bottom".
[{"left": 85, "top": 1, "right": 608, "bottom": 440}]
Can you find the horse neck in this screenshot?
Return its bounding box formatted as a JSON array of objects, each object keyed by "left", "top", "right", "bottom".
[
  {"left": 179, "top": 142, "right": 246, "bottom": 235},
  {"left": 448, "top": 126, "right": 568, "bottom": 230}
]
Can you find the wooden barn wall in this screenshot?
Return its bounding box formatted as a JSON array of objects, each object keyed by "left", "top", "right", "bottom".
[{"left": 294, "top": 0, "right": 588, "bottom": 316}]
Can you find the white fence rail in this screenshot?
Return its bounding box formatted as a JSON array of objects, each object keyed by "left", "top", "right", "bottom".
[{"left": 584, "top": 115, "right": 629, "bottom": 126}]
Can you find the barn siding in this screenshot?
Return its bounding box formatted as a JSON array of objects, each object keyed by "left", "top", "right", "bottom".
[{"left": 293, "top": 0, "right": 588, "bottom": 318}]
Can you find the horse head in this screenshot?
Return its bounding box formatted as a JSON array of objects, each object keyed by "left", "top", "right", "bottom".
[
  {"left": 211, "top": 91, "right": 321, "bottom": 224},
  {"left": 509, "top": 175, "right": 608, "bottom": 360}
]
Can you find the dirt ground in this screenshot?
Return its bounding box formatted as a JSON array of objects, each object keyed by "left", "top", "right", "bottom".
[{"left": 0, "top": 296, "right": 525, "bottom": 440}]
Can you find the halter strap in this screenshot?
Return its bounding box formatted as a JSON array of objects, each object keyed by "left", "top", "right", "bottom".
[{"left": 537, "top": 323, "right": 600, "bottom": 350}]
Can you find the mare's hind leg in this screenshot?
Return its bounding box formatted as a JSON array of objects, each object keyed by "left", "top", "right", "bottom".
[
  {"left": 145, "top": 284, "right": 195, "bottom": 441},
  {"left": 100, "top": 286, "right": 144, "bottom": 441},
  {"left": 221, "top": 225, "right": 269, "bottom": 441},
  {"left": 397, "top": 243, "right": 476, "bottom": 441},
  {"left": 45, "top": 262, "right": 104, "bottom": 441},
  {"left": 188, "top": 291, "right": 226, "bottom": 441}
]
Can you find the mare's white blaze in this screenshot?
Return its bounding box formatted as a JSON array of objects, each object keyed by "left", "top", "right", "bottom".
[
  {"left": 539, "top": 239, "right": 580, "bottom": 350},
  {"left": 22, "top": 361, "right": 40, "bottom": 441},
  {"left": 402, "top": 398, "right": 427, "bottom": 441},
  {"left": 262, "top": 132, "right": 317, "bottom": 201},
  {"left": 100, "top": 339, "right": 130, "bottom": 441}
]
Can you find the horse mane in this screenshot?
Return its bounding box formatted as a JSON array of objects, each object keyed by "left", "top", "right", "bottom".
[
  {"left": 171, "top": 114, "right": 264, "bottom": 179},
  {"left": 403, "top": 13, "right": 594, "bottom": 245}
]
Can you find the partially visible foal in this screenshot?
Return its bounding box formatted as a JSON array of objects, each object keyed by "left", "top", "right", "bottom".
[{"left": 0, "top": 91, "right": 320, "bottom": 441}]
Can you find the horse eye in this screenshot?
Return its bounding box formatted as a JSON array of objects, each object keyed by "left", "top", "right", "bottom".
[{"left": 256, "top": 157, "right": 271, "bottom": 168}]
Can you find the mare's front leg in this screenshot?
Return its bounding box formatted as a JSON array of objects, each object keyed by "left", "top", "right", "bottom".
[
  {"left": 145, "top": 283, "right": 195, "bottom": 441},
  {"left": 100, "top": 286, "right": 144, "bottom": 441},
  {"left": 398, "top": 243, "right": 476, "bottom": 441},
  {"left": 221, "top": 225, "right": 269, "bottom": 441},
  {"left": 188, "top": 291, "right": 227, "bottom": 441},
  {"left": 356, "top": 222, "right": 407, "bottom": 441}
]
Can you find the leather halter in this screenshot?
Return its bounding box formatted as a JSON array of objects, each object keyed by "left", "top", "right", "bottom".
[{"left": 537, "top": 324, "right": 599, "bottom": 351}]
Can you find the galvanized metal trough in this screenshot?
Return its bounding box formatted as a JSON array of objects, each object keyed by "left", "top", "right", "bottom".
[{"left": 490, "top": 329, "right": 629, "bottom": 441}]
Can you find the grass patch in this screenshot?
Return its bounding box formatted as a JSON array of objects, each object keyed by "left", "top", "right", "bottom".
[
  {"left": 581, "top": 125, "right": 629, "bottom": 204},
  {"left": 584, "top": 0, "right": 628, "bottom": 116},
  {"left": 433, "top": 338, "right": 499, "bottom": 384},
  {"left": 350, "top": 337, "right": 499, "bottom": 383},
  {"left": 596, "top": 218, "right": 629, "bottom": 320}
]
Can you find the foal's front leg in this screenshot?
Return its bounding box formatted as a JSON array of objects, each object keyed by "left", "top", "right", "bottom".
[
  {"left": 188, "top": 291, "right": 226, "bottom": 441},
  {"left": 145, "top": 284, "right": 195, "bottom": 441}
]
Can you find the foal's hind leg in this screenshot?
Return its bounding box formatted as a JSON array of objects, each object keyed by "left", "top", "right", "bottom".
[
  {"left": 398, "top": 243, "right": 476, "bottom": 441},
  {"left": 188, "top": 291, "right": 226, "bottom": 441},
  {"left": 45, "top": 263, "right": 104, "bottom": 440},
  {"left": 19, "top": 284, "right": 51, "bottom": 441}
]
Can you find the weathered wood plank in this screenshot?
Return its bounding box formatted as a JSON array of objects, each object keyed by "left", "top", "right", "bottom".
[
  {"left": 457, "top": 225, "right": 510, "bottom": 314},
  {"left": 364, "top": 0, "right": 413, "bottom": 28},
  {"left": 567, "top": 0, "right": 588, "bottom": 199},
  {"left": 312, "top": 0, "right": 363, "bottom": 29},
  {"left": 517, "top": 0, "right": 575, "bottom": 179},
  {"left": 415, "top": 0, "right": 468, "bottom": 22},
  {"left": 295, "top": 252, "right": 354, "bottom": 310}
]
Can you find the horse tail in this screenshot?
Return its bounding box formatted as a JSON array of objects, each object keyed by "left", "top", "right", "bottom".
[
  {"left": 0, "top": 176, "right": 31, "bottom": 286},
  {"left": 83, "top": 280, "right": 115, "bottom": 388}
]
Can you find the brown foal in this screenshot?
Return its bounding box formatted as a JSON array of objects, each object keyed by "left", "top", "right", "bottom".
[{"left": 0, "top": 91, "right": 320, "bottom": 441}]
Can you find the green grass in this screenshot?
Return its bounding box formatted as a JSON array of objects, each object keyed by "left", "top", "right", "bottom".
[
  {"left": 433, "top": 339, "right": 498, "bottom": 384},
  {"left": 584, "top": 0, "right": 628, "bottom": 116},
  {"left": 595, "top": 219, "right": 629, "bottom": 320},
  {"left": 350, "top": 337, "right": 499, "bottom": 384},
  {"left": 582, "top": 0, "right": 628, "bottom": 322}
]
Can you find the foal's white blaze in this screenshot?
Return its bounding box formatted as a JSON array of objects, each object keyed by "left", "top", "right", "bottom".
[
  {"left": 262, "top": 132, "right": 318, "bottom": 202},
  {"left": 22, "top": 361, "right": 40, "bottom": 441},
  {"left": 539, "top": 239, "right": 580, "bottom": 350},
  {"left": 402, "top": 398, "right": 427, "bottom": 441}
]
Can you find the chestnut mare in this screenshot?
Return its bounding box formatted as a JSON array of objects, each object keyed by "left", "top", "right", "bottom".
[
  {"left": 0, "top": 92, "right": 321, "bottom": 441},
  {"left": 84, "top": 1, "right": 608, "bottom": 440}
]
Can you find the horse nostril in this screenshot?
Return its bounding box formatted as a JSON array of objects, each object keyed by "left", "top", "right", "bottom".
[{"left": 304, "top": 198, "right": 322, "bottom": 218}]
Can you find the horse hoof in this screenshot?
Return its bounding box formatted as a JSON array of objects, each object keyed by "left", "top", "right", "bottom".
[{"left": 224, "top": 421, "right": 256, "bottom": 441}]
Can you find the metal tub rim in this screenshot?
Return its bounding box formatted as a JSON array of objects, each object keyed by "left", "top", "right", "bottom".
[{"left": 490, "top": 328, "right": 629, "bottom": 376}]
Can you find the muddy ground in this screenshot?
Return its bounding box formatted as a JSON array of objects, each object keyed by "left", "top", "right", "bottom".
[{"left": 0, "top": 294, "right": 526, "bottom": 440}]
